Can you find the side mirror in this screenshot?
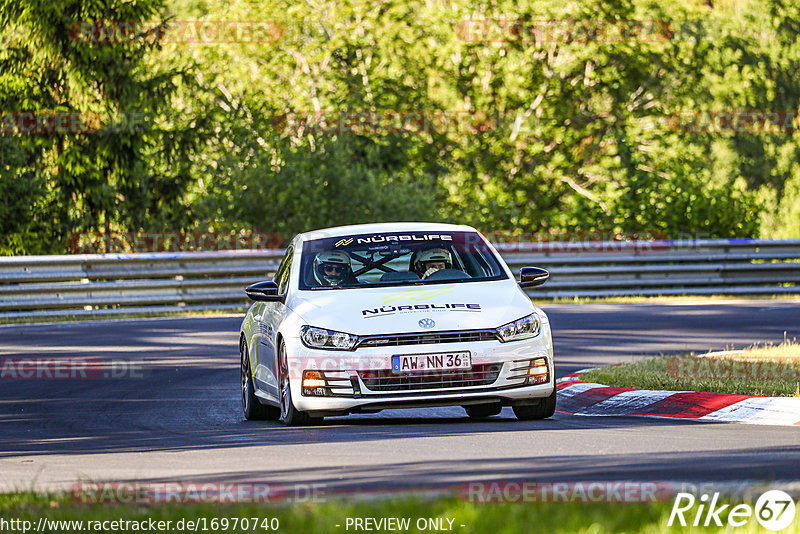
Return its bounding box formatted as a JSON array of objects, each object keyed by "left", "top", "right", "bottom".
[
  {"left": 245, "top": 281, "right": 284, "bottom": 302},
  {"left": 519, "top": 267, "right": 549, "bottom": 288}
]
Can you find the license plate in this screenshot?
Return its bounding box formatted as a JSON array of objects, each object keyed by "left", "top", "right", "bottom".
[{"left": 392, "top": 351, "right": 471, "bottom": 373}]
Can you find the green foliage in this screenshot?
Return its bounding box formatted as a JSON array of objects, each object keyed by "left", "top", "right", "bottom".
[
  {"left": 0, "top": 0, "right": 205, "bottom": 253},
  {"left": 3, "top": 0, "right": 800, "bottom": 254},
  {"left": 763, "top": 172, "right": 800, "bottom": 238}
]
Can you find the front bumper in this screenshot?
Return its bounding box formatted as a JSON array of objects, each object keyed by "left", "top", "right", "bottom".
[{"left": 284, "top": 334, "right": 554, "bottom": 415}]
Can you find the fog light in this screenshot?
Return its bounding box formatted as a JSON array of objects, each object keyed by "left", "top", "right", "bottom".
[
  {"left": 528, "top": 365, "right": 548, "bottom": 375},
  {"left": 302, "top": 370, "right": 326, "bottom": 389},
  {"left": 527, "top": 357, "right": 549, "bottom": 385}
]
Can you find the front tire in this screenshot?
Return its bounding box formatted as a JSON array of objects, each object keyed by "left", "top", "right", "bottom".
[
  {"left": 278, "top": 342, "right": 322, "bottom": 426},
  {"left": 241, "top": 343, "right": 279, "bottom": 421},
  {"left": 513, "top": 387, "right": 557, "bottom": 421}
]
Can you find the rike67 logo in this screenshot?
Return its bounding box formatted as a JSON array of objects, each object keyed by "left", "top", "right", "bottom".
[{"left": 669, "top": 490, "right": 796, "bottom": 531}]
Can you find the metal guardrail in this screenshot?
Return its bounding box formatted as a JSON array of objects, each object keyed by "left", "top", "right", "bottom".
[{"left": 1, "top": 239, "right": 799, "bottom": 321}]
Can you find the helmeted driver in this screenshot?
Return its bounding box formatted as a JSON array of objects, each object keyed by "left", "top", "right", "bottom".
[
  {"left": 313, "top": 250, "right": 353, "bottom": 286},
  {"left": 412, "top": 248, "right": 452, "bottom": 279}
]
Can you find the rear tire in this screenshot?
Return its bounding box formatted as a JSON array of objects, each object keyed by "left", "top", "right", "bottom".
[
  {"left": 465, "top": 403, "right": 502, "bottom": 418},
  {"left": 279, "top": 342, "right": 323, "bottom": 426},
  {"left": 513, "top": 387, "right": 557, "bottom": 421},
  {"left": 241, "top": 343, "right": 279, "bottom": 421}
]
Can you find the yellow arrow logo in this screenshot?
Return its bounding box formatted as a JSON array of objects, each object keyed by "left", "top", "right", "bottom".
[{"left": 381, "top": 287, "right": 454, "bottom": 304}]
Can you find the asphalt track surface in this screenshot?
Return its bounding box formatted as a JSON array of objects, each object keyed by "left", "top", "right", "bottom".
[{"left": 1, "top": 300, "right": 799, "bottom": 495}]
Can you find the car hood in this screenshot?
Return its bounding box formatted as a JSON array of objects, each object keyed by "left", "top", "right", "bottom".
[{"left": 289, "top": 280, "right": 534, "bottom": 335}]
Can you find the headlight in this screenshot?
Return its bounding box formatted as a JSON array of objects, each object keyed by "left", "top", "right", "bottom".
[
  {"left": 496, "top": 313, "right": 540, "bottom": 342},
  {"left": 300, "top": 325, "right": 359, "bottom": 350}
]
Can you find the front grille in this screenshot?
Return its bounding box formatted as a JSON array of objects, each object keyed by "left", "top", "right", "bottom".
[
  {"left": 356, "top": 329, "right": 498, "bottom": 348},
  {"left": 359, "top": 363, "right": 502, "bottom": 391}
]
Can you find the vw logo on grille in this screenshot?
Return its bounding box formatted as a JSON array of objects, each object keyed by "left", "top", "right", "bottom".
[{"left": 418, "top": 318, "right": 436, "bottom": 329}]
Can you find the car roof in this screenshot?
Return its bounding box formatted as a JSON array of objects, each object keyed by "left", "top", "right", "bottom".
[{"left": 296, "top": 222, "right": 478, "bottom": 242}]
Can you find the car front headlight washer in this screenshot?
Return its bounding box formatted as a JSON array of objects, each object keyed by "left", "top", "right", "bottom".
[
  {"left": 300, "top": 325, "right": 359, "bottom": 351},
  {"left": 496, "top": 313, "right": 541, "bottom": 342}
]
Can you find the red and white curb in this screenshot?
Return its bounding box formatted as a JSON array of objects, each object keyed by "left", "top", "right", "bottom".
[{"left": 556, "top": 371, "right": 800, "bottom": 426}]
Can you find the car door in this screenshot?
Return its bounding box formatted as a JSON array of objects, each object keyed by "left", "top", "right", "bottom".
[{"left": 254, "top": 245, "right": 294, "bottom": 398}]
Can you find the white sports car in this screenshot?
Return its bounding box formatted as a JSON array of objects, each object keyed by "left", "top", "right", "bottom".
[{"left": 239, "top": 223, "right": 554, "bottom": 425}]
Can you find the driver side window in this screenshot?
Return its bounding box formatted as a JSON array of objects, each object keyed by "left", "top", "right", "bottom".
[{"left": 273, "top": 246, "right": 294, "bottom": 294}]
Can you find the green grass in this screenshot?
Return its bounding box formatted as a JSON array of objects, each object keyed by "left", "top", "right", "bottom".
[
  {"left": 1, "top": 492, "right": 795, "bottom": 534},
  {"left": 581, "top": 342, "right": 800, "bottom": 397}
]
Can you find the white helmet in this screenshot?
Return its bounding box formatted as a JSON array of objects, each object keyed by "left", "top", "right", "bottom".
[
  {"left": 313, "top": 250, "right": 352, "bottom": 286},
  {"left": 413, "top": 248, "right": 452, "bottom": 278}
]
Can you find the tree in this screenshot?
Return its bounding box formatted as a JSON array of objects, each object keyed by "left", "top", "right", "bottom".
[{"left": 0, "top": 0, "right": 206, "bottom": 253}]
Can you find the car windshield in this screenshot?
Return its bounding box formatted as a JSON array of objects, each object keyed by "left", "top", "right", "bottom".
[{"left": 299, "top": 231, "right": 507, "bottom": 289}]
